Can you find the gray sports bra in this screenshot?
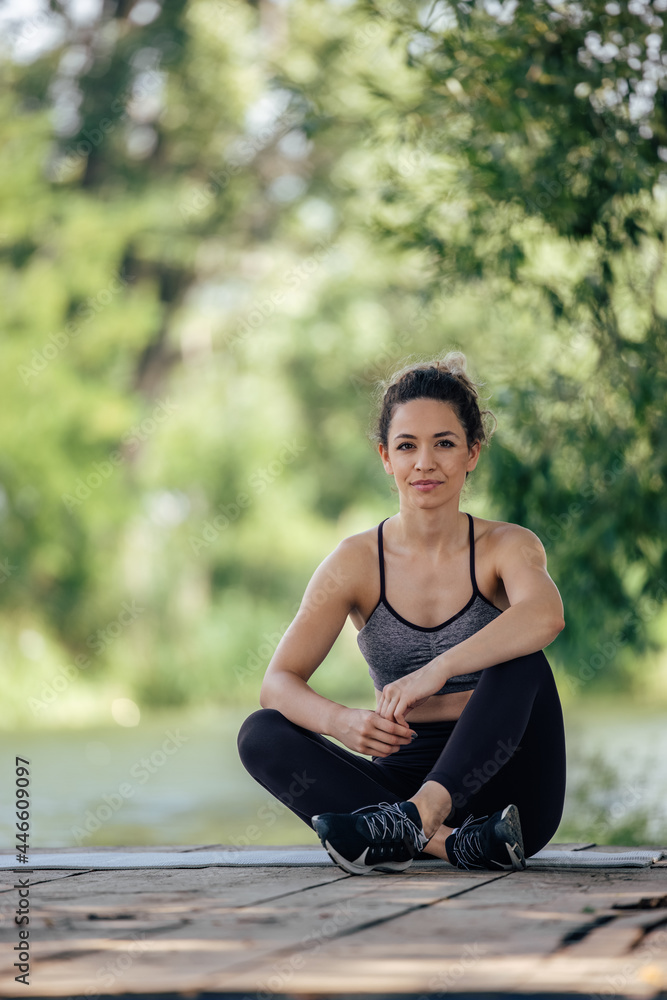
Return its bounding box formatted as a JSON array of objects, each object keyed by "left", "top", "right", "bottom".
[{"left": 357, "top": 512, "right": 503, "bottom": 695}]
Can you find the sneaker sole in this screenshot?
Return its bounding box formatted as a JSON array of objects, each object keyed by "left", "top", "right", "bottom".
[
  {"left": 497, "top": 803, "right": 527, "bottom": 871},
  {"left": 323, "top": 838, "right": 413, "bottom": 876},
  {"left": 312, "top": 815, "right": 414, "bottom": 875},
  {"left": 311, "top": 814, "right": 373, "bottom": 875}
]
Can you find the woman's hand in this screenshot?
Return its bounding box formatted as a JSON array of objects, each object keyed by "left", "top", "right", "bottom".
[
  {"left": 332, "top": 707, "right": 416, "bottom": 757},
  {"left": 377, "top": 661, "right": 448, "bottom": 728}
]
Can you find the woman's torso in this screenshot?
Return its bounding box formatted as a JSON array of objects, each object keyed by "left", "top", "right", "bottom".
[{"left": 348, "top": 512, "right": 511, "bottom": 722}]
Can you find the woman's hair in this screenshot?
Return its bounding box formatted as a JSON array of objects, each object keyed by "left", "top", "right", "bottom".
[{"left": 370, "top": 351, "right": 497, "bottom": 457}]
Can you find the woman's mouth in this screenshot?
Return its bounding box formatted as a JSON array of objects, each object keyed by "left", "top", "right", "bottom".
[{"left": 411, "top": 481, "right": 442, "bottom": 492}]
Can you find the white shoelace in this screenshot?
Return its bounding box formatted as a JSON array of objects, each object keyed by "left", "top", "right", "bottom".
[
  {"left": 356, "top": 801, "right": 428, "bottom": 852},
  {"left": 451, "top": 812, "right": 489, "bottom": 869}
]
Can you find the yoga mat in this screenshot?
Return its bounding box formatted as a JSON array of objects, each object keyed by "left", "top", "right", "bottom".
[{"left": 1, "top": 848, "right": 664, "bottom": 870}]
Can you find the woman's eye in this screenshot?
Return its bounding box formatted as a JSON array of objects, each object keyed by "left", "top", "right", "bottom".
[{"left": 397, "top": 440, "right": 453, "bottom": 450}]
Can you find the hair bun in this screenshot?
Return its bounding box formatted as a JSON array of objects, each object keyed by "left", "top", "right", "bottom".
[
  {"left": 435, "top": 351, "right": 468, "bottom": 377},
  {"left": 370, "top": 349, "right": 497, "bottom": 455}
]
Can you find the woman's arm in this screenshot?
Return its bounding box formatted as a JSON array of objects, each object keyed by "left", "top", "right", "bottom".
[
  {"left": 437, "top": 522, "right": 564, "bottom": 678},
  {"left": 260, "top": 537, "right": 416, "bottom": 755},
  {"left": 377, "top": 523, "right": 565, "bottom": 725},
  {"left": 259, "top": 540, "right": 356, "bottom": 736}
]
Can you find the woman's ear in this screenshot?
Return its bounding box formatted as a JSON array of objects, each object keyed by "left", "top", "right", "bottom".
[
  {"left": 466, "top": 439, "right": 481, "bottom": 474},
  {"left": 378, "top": 442, "right": 393, "bottom": 476}
]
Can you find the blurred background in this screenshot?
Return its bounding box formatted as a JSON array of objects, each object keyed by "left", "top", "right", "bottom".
[{"left": 1, "top": 0, "right": 666, "bottom": 850}]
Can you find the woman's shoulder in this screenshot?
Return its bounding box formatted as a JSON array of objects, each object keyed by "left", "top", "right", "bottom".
[
  {"left": 314, "top": 524, "right": 380, "bottom": 618},
  {"left": 328, "top": 515, "right": 546, "bottom": 572},
  {"left": 471, "top": 514, "right": 547, "bottom": 558},
  {"left": 326, "top": 521, "right": 384, "bottom": 586},
  {"left": 333, "top": 521, "right": 381, "bottom": 564}
]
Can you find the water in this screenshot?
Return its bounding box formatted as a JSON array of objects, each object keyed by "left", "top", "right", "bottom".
[
  {"left": 0, "top": 706, "right": 319, "bottom": 850},
  {"left": 559, "top": 698, "right": 667, "bottom": 844},
  {"left": 1, "top": 699, "right": 666, "bottom": 849}
]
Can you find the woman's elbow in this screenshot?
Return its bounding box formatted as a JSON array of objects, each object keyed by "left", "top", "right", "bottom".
[
  {"left": 545, "top": 614, "right": 565, "bottom": 644},
  {"left": 259, "top": 671, "right": 286, "bottom": 709},
  {"left": 259, "top": 681, "right": 275, "bottom": 710}
]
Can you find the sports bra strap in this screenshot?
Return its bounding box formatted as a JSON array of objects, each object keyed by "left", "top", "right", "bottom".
[
  {"left": 377, "top": 519, "right": 388, "bottom": 601},
  {"left": 466, "top": 512, "right": 480, "bottom": 595}
]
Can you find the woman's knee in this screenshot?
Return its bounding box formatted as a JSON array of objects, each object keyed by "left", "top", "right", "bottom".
[
  {"left": 524, "top": 800, "right": 565, "bottom": 858},
  {"left": 475, "top": 649, "right": 551, "bottom": 694},
  {"left": 237, "top": 707, "right": 291, "bottom": 768},
  {"left": 492, "top": 648, "right": 550, "bottom": 674}
]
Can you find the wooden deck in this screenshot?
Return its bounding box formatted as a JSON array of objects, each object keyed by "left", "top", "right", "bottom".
[{"left": 1, "top": 843, "right": 667, "bottom": 998}]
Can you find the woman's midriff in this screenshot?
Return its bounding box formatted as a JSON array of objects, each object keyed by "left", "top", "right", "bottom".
[{"left": 373, "top": 688, "right": 474, "bottom": 722}]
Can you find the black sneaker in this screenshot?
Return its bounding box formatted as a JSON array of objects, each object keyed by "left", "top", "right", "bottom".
[
  {"left": 311, "top": 800, "right": 430, "bottom": 875},
  {"left": 445, "top": 803, "right": 527, "bottom": 871}
]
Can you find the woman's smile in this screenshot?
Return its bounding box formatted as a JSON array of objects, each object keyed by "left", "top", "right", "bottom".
[{"left": 411, "top": 480, "right": 443, "bottom": 491}]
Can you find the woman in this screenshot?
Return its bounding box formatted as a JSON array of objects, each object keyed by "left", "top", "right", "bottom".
[{"left": 237, "top": 353, "right": 567, "bottom": 875}]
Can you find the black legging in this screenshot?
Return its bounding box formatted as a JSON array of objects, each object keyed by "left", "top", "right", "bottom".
[{"left": 237, "top": 648, "right": 567, "bottom": 859}]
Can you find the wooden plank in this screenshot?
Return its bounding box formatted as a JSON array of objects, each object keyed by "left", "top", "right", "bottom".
[
  {"left": 0, "top": 845, "right": 201, "bottom": 855},
  {"left": 216, "top": 867, "right": 667, "bottom": 995},
  {"left": 0, "top": 871, "right": 95, "bottom": 893},
  {"left": 555, "top": 909, "right": 658, "bottom": 957},
  {"left": 1, "top": 846, "right": 665, "bottom": 997},
  {"left": 1, "top": 865, "right": 350, "bottom": 917},
  {"left": 0, "top": 867, "right": 505, "bottom": 996}
]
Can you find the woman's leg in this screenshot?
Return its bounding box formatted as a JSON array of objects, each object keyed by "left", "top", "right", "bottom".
[
  {"left": 238, "top": 653, "right": 566, "bottom": 860},
  {"left": 237, "top": 708, "right": 421, "bottom": 829},
  {"left": 417, "top": 649, "right": 567, "bottom": 858}
]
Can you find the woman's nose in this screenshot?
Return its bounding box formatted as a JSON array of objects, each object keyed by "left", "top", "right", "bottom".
[{"left": 414, "top": 449, "right": 436, "bottom": 470}]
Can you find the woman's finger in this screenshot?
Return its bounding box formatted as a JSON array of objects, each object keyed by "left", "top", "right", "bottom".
[
  {"left": 391, "top": 704, "right": 406, "bottom": 728},
  {"left": 373, "top": 717, "right": 413, "bottom": 740},
  {"left": 367, "top": 739, "right": 403, "bottom": 756},
  {"left": 387, "top": 693, "right": 404, "bottom": 717}
]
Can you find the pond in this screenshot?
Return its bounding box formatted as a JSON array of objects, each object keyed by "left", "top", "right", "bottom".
[{"left": 1, "top": 698, "right": 666, "bottom": 850}]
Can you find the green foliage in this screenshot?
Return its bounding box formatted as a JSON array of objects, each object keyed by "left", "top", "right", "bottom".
[
  {"left": 559, "top": 745, "right": 658, "bottom": 846},
  {"left": 1, "top": 0, "right": 666, "bottom": 728},
  {"left": 277, "top": 0, "right": 667, "bottom": 677}
]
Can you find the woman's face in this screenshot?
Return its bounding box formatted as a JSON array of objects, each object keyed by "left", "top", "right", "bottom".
[{"left": 378, "top": 398, "right": 480, "bottom": 506}]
